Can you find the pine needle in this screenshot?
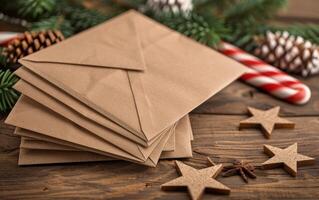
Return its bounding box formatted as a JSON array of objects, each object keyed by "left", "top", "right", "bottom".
[
  {"left": 31, "top": 16, "right": 74, "bottom": 37},
  {"left": 155, "top": 12, "right": 229, "bottom": 47},
  {"left": 0, "top": 69, "right": 20, "bottom": 113},
  {"left": 18, "top": 0, "right": 57, "bottom": 20}
]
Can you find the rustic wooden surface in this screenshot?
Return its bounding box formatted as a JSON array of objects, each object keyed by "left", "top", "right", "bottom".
[
  {"left": 1, "top": 1, "right": 319, "bottom": 199},
  {"left": 0, "top": 77, "right": 318, "bottom": 200}
]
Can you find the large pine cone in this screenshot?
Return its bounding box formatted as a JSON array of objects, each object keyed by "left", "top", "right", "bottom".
[
  {"left": 2, "top": 30, "right": 64, "bottom": 64},
  {"left": 254, "top": 31, "right": 319, "bottom": 77}
]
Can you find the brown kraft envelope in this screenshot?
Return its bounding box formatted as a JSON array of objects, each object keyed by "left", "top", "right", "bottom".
[
  {"left": 12, "top": 79, "right": 175, "bottom": 158},
  {"left": 15, "top": 67, "right": 157, "bottom": 147},
  {"left": 6, "top": 96, "right": 176, "bottom": 166},
  {"left": 18, "top": 115, "right": 192, "bottom": 165},
  {"left": 21, "top": 138, "right": 82, "bottom": 151},
  {"left": 16, "top": 127, "right": 143, "bottom": 163},
  {"left": 15, "top": 126, "right": 167, "bottom": 167},
  {"left": 18, "top": 10, "right": 247, "bottom": 143}
]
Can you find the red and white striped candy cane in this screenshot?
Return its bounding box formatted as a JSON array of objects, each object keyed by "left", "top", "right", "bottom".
[
  {"left": 219, "top": 42, "right": 311, "bottom": 105},
  {"left": 0, "top": 32, "right": 22, "bottom": 46}
]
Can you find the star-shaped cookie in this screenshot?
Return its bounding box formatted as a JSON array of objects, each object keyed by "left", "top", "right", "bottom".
[
  {"left": 262, "top": 143, "right": 315, "bottom": 176},
  {"left": 161, "top": 161, "right": 230, "bottom": 200},
  {"left": 239, "top": 106, "right": 295, "bottom": 138}
]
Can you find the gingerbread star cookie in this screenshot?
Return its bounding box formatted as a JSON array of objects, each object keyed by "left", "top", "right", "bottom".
[
  {"left": 239, "top": 106, "right": 295, "bottom": 138},
  {"left": 262, "top": 143, "right": 315, "bottom": 176},
  {"left": 161, "top": 161, "right": 230, "bottom": 200}
]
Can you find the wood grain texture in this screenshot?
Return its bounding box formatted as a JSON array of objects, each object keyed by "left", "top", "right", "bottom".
[
  {"left": 193, "top": 77, "right": 319, "bottom": 116},
  {"left": 0, "top": 79, "right": 318, "bottom": 199},
  {"left": 277, "top": 0, "right": 319, "bottom": 22}
]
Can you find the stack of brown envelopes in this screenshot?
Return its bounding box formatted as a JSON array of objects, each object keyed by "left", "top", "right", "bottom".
[{"left": 5, "top": 10, "right": 247, "bottom": 167}]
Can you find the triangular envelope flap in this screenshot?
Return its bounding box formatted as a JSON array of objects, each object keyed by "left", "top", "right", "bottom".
[
  {"left": 21, "top": 10, "right": 145, "bottom": 71},
  {"left": 130, "top": 21, "right": 248, "bottom": 139}
]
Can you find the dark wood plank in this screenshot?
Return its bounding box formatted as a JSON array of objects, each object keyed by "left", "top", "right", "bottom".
[
  {"left": 193, "top": 77, "right": 319, "bottom": 116},
  {"left": 0, "top": 114, "right": 318, "bottom": 199}
]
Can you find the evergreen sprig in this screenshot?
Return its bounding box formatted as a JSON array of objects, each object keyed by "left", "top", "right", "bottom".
[
  {"left": 154, "top": 0, "right": 288, "bottom": 49},
  {"left": 156, "top": 12, "right": 229, "bottom": 47},
  {"left": 220, "top": 0, "right": 287, "bottom": 52},
  {"left": 225, "top": 23, "right": 270, "bottom": 52},
  {"left": 18, "top": 0, "right": 57, "bottom": 20},
  {"left": 64, "top": 8, "right": 109, "bottom": 33},
  {"left": 0, "top": 69, "right": 20, "bottom": 113},
  {"left": 31, "top": 16, "right": 74, "bottom": 37}
]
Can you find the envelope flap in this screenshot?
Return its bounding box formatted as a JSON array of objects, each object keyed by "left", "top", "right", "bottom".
[
  {"left": 21, "top": 10, "right": 145, "bottom": 71},
  {"left": 126, "top": 12, "right": 249, "bottom": 139}
]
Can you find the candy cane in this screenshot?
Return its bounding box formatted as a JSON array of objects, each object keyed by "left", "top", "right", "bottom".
[
  {"left": 0, "top": 32, "right": 22, "bottom": 46},
  {"left": 219, "top": 42, "right": 311, "bottom": 105}
]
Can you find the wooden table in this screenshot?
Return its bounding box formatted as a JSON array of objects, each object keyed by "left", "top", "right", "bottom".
[{"left": 0, "top": 76, "right": 318, "bottom": 200}]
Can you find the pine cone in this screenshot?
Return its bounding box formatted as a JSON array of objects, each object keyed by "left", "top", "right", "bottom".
[
  {"left": 254, "top": 31, "right": 319, "bottom": 77},
  {"left": 2, "top": 30, "right": 64, "bottom": 64},
  {"left": 146, "top": 0, "right": 193, "bottom": 14}
]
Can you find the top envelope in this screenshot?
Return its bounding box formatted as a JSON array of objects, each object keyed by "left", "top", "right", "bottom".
[{"left": 19, "top": 10, "right": 247, "bottom": 142}]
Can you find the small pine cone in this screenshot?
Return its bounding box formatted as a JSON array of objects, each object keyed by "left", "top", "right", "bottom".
[
  {"left": 254, "top": 31, "right": 319, "bottom": 77},
  {"left": 2, "top": 30, "right": 64, "bottom": 64},
  {"left": 146, "top": 0, "right": 193, "bottom": 14}
]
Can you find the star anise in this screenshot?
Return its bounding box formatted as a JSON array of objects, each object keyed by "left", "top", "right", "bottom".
[{"left": 222, "top": 160, "right": 257, "bottom": 183}]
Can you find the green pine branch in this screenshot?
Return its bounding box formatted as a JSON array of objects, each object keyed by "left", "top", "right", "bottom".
[
  {"left": 226, "top": 24, "right": 269, "bottom": 52},
  {"left": 18, "top": 0, "right": 57, "bottom": 20},
  {"left": 0, "top": 69, "right": 20, "bottom": 113},
  {"left": 155, "top": 12, "right": 229, "bottom": 47},
  {"left": 64, "top": 7, "right": 110, "bottom": 33},
  {"left": 218, "top": 0, "right": 288, "bottom": 52},
  {"left": 31, "top": 16, "right": 74, "bottom": 37},
  {"left": 153, "top": 0, "right": 288, "bottom": 50}
]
